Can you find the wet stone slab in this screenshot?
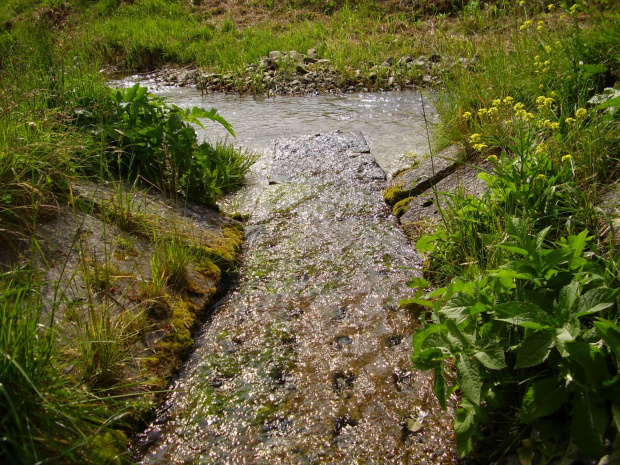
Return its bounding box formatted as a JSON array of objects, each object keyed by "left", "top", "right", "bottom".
[{"left": 138, "top": 131, "right": 456, "bottom": 464}]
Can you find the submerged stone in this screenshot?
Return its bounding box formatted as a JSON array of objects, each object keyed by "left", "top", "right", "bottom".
[{"left": 138, "top": 132, "right": 456, "bottom": 464}]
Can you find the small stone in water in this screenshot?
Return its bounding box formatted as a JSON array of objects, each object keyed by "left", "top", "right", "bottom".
[{"left": 406, "top": 418, "right": 423, "bottom": 433}]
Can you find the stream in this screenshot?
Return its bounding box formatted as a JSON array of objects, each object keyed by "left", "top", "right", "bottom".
[{"left": 118, "top": 80, "right": 456, "bottom": 464}]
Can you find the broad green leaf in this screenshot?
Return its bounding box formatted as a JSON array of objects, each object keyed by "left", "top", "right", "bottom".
[
  {"left": 416, "top": 234, "right": 438, "bottom": 253},
  {"left": 539, "top": 248, "right": 573, "bottom": 276},
  {"left": 412, "top": 325, "right": 442, "bottom": 355},
  {"left": 493, "top": 301, "right": 551, "bottom": 329},
  {"left": 474, "top": 349, "right": 507, "bottom": 370},
  {"left": 124, "top": 82, "right": 139, "bottom": 101},
  {"left": 515, "top": 331, "right": 554, "bottom": 369},
  {"left": 575, "top": 288, "right": 617, "bottom": 318},
  {"left": 571, "top": 389, "right": 607, "bottom": 458},
  {"left": 412, "top": 347, "right": 444, "bottom": 370},
  {"left": 581, "top": 63, "right": 608, "bottom": 80},
  {"left": 594, "top": 319, "right": 620, "bottom": 361},
  {"left": 520, "top": 377, "right": 568, "bottom": 423},
  {"left": 565, "top": 341, "right": 610, "bottom": 388},
  {"left": 454, "top": 400, "right": 484, "bottom": 458},
  {"left": 439, "top": 292, "right": 477, "bottom": 324},
  {"left": 446, "top": 320, "right": 472, "bottom": 349},
  {"left": 407, "top": 277, "right": 429, "bottom": 289},
  {"left": 554, "top": 323, "right": 579, "bottom": 357},
  {"left": 568, "top": 230, "right": 588, "bottom": 258},
  {"left": 421, "top": 332, "right": 452, "bottom": 356},
  {"left": 433, "top": 365, "right": 447, "bottom": 410},
  {"left": 496, "top": 244, "right": 529, "bottom": 256},
  {"left": 457, "top": 354, "right": 482, "bottom": 405},
  {"left": 558, "top": 280, "right": 580, "bottom": 313}
]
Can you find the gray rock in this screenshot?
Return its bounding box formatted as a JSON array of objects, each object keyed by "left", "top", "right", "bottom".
[
  {"left": 304, "top": 56, "right": 318, "bottom": 64},
  {"left": 296, "top": 64, "right": 310, "bottom": 75},
  {"left": 307, "top": 48, "right": 317, "bottom": 59},
  {"left": 269, "top": 50, "right": 282, "bottom": 60},
  {"left": 398, "top": 55, "right": 413, "bottom": 66},
  {"left": 388, "top": 76, "right": 395, "bottom": 87},
  {"left": 400, "top": 161, "right": 490, "bottom": 232},
  {"left": 387, "top": 145, "right": 462, "bottom": 196},
  {"left": 316, "top": 58, "right": 331, "bottom": 64},
  {"left": 289, "top": 50, "right": 305, "bottom": 62}
]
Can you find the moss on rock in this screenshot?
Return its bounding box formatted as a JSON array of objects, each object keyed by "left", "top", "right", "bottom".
[{"left": 393, "top": 196, "right": 414, "bottom": 217}]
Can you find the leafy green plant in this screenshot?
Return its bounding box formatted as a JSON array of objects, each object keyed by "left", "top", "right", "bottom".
[{"left": 408, "top": 218, "right": 620, "bottom": 462}]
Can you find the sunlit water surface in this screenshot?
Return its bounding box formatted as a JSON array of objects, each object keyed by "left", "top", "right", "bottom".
[{"left": 114, "top": 78, "right": 455, "bottom": 464}]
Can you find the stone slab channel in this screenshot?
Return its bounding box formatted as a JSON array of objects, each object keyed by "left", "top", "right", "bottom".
[{"left": 138, "top": 131, "right": 456, "bottom": 464}]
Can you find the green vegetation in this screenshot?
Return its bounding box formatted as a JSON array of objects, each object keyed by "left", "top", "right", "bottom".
[{"left": 405, "top": 1, "right": 620, "bottom": 463}]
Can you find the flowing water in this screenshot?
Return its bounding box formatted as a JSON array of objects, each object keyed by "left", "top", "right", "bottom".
[{"left": 119, "top": 81, "right": 456, "bottom": 464}]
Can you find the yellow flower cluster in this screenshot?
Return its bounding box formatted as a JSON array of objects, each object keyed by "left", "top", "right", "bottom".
[
  {"left": 486, "top": 155, "right": 498, "bottom": 162},
  {"left": 462, "top": 111, "right": 472, "bottom": 120},
  {"left": 470, "top": 133, "right": 482, "bottom": 143},
  {"left": 570, "top": 4, "right": 579, "bottom": 15},
  {"left": 520, "top": 20, "right": 533, "bottom": 31},
  {"left": 536, "top": 143, "right": 549, "bottom": 155},
  {"left": 519, "top": 0, "right": 526, "bottom": 6},
  {"left": 503, "top": 96, "right": 514, "bottom": 105},
  {"left": 473, "top": 143, "right": 488, "bottom": 151},
  {"left": 575, "top": 108, "right": 587, "bottom": 119},
  {"left": 536, "top": 95, "right": 555, "bottom": 110},
  {"left": 565, "top": 117, "right": 576, "bottom": 125},
  {"left": 561, "top": 155, "right": 572, "bottom": 162},
  {"left": 537, "top": 119, "right": 560, "bottom": 131},
  {"left": 537, "top": 20, "right": 545, "bottom": 30}
]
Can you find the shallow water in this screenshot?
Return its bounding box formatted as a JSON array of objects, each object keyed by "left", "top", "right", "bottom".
[
  {"left": 114, "top": 78, "right": 438, "bottom": 178},
  {"left": 117, "top": 79, "right": 455, "bottom": 463}
]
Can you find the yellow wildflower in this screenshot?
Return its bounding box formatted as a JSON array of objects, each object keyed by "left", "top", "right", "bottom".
[
  {"left": 462, "top": 111, "right": 472, "bottom": 120},
  {"left": 539, "top": 84, "right": 544, "bottom": 90},
  {"left": 473, "top": 143, "right": 488, "bottom": 151},
  {"left": 470, "top": 133, "right": 482, "bottom": 143},
  {"left": 513, "top": 102, "right": 525, "bottom": 111},
  {"left": 488, "top": 107, "right": 499, "bottom": 115},
  {"left": 575, "top": 108, "right": 587, "bottom": 119},
  {"left": 536, "top": 143, "right": 549, "bottom": 155},
  {"left": 503, "top": 96, "right": 514, "bottom": 105},
  {"left": 545, "top": 45, "right": 552, "bottom": 53},
  {"left": 492, "top": 99, "right": 502, "bottom": 107},
  {"left": 519, "top": 0, "right": 525, "bottom": 5},
  {"left": 561, "top": 155, "right": 572, "bottom": 162},
  {"left": 486, "top": 155, "right": 498, "bottom": 162},
  {"left": 548, "top": 4, "right": 555, "bottom": 11},
  {"left": 570, "top": 4, "right": 578, "bottom": 14},
  {"left": 565, "top": 117, "right": 576, "bottom": 125},
  {"left": 536, "top": 174, "right": 547, "bottom": 180},
  {"left": 520, "top": 20, "right": 533, "bottom": 30},
  {"left": 478, "top": 108, "right": 488, "bottom": 116},
  {"left": 505, "top": 120, "right": 512, "bottom": 125},
  {"left": 550, "top": 122, "right": 560, "bottom": 131}
]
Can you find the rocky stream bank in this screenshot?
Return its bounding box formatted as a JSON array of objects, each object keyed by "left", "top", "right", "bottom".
[{"left": 140, "top": 48, "right": 475, "bottom": 95}]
